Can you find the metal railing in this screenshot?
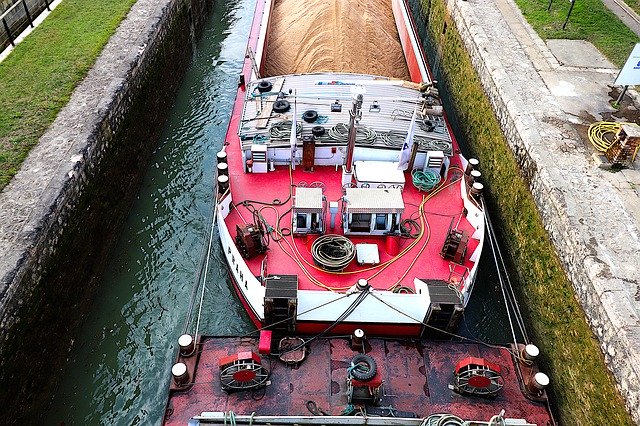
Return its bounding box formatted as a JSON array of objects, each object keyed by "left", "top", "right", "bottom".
[{"left": 1, "top": 0, "right": 52, "bottom": 52}]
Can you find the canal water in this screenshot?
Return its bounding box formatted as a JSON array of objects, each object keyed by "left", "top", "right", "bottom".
[{"left": 46, "top": 0, "right": 514, "bottom": 424}]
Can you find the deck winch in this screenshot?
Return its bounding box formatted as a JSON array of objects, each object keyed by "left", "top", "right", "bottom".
[
  {"left": 346, "top": 354, "right": 383, "bottom": 405},
  {"left": 342, "top": 188, "right": 404, "bottom": 235},
  {"left": 452, "top": 357, "right": 504, "bottom": 397},
  {"left": 235, "top": 223, "right": 267, "bottom": 259},
  {"left": 440, "top": 219, "right": 469, "bottom": 264},
  {"left": 292, "top": 187, "right": 326, "bottom": 235},
  {"left": 219, "top": 351, "right": 269, "bottom": 392}
]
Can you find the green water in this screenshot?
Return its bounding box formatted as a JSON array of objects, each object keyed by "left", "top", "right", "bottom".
[
  {"left": 45, "top": 1, "right": 255, "bottom": 424},
  {"left": 45, "top": 1, "right": 514, "bottom": 424}
]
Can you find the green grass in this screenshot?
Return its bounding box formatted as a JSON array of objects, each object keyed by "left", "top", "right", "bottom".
[
  {"left": 513, "top": 0, "right": 639, "bottom": 66},
  {"left": 0, "top": 0, "right": 136, "bottom": 190},
  {"left": 424, "top": 0, "right": 633, "bottom": 423},
  {"left": 624, "top": 0, "right": 640, "bottom": 16}
]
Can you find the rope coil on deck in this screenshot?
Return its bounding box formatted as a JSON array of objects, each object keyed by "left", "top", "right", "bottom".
[
  {"left": 411, "top": 169, "right": 441, "bottom": 192},
  {"left": 310, "top": 234, "right": 356, "bottom": 271},
  {"left": 269, "top": 120, "right": 303, "bottom": 140}
]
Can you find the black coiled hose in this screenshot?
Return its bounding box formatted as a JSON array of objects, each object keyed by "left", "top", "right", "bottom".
[{"left": 311, "top": 234, "right": 356, "bottom": 271}]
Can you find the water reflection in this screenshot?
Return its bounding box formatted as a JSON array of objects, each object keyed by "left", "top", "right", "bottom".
[{"left": 45, "top": 1, "right": 255, "bottom": 424}]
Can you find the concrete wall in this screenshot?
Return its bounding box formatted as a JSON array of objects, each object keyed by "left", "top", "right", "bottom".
[
  {"left": 0, "top": 0, "right": 210, "bottom": 420},
  {"left": 434, "top": 0, "right": 640, "bottom": 422}
]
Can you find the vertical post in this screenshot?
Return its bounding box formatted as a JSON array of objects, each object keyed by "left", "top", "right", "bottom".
[
  {"left": 43, "top": 0, "right": 50, "bottom": 11},
  {"left": 562, "top": 0, "right": 575, "bottom": 30},
  {"left": 613, "top": 85, "right": 629, "bottom": 108},
  {"left": 22, "top": 0, "right": 34, "bottom": 28},
  {"left": 3, "top": 18, "right": 14, "bottom": 47}
]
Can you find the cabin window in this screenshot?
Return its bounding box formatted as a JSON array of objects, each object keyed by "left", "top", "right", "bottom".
[
  {"left": 310, "top": 213, "right": 319, "bottom": 230},
  {"left": 375, "top": 214, "right": 387, "bottom": 230},
  {"left": 296, "top": 213, "right": 307, "bottom": 229}
]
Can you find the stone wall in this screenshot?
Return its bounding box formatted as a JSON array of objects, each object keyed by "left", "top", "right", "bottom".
[
  {"left": 0, "top": 0, "right": 210, "bottom": 420},
  {"left": 436, "top": 0, "right": 640, "bottom": 422}
]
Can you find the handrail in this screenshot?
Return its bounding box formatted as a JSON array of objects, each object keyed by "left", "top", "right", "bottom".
[
  {"left": 1, "top": 0, "right": 52, "bottom": 49},
  {"left": 0, "top": 2, "right": 21, "bottom": 22}
]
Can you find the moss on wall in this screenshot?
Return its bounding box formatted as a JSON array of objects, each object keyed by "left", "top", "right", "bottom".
[{"left": 417, "top": 0, "right": 633, "bottom": 423}]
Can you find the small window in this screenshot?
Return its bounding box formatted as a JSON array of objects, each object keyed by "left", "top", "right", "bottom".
[
  {"left": 375, "top": 214, "right": 387, "bottom": 230},
  {"left": 296, "top": 213, "right": 307, "bottom": 229}
]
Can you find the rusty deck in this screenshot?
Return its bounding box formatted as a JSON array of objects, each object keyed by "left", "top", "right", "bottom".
[{"left": 164, "top": 337, "right": 554, "bottom": 425}]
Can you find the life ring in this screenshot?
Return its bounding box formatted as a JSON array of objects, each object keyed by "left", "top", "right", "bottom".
[
  {"left": 302, "top": 110, "right": 319, "bottom": 123},
  {"left": 273, "top": 99, "right": 291, "bottom": 113},
  {"left": 350, "top": 354, "right": 377, "bottom": 381}
]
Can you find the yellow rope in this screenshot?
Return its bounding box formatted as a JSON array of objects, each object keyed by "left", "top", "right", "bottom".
[{"left": 588, "top": 121, "right": 639, "bottom": 161}]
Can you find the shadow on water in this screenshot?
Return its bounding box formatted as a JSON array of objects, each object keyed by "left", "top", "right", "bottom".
[
  {"left": 406, "top": 0, "right": 520, "bottom": 345},
  {"left": 45, "top": 1, "right": 255, "bottom": 424},
  {"left": 46, "top": 0, "right": 518, "bottom": 423}
]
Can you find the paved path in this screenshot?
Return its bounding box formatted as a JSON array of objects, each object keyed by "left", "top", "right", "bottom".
[{"left": 447, "top": 0, "right": 640, "bottom": 421}]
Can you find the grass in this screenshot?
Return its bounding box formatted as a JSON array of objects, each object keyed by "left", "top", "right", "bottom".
[
  {"left": 626, "top": 0, "right": 640, "bottom": 15},
  {"left": 512, "top": 0, "right": 639, "bottom": 66},
  {"left": 423, "top": 0, "right": 634, "bottom": 423},
  {"left": 0, "top": 0, "right": 136, "bottom": 190}
]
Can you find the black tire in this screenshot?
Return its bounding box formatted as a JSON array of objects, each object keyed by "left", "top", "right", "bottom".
[
  {"left": 257, "top": 80, "right": 273, "bottom": 93},
  {"left": 273, "top": 99, "right": 290, "bottom": 113},
  {"left": 302, "top": 110, "right": 319, "bottom": 123},
  {"left": 350, "top": 354, "right": 377, "bottom": 381},
  {"left": 312, "top": 126, "right": 325, "bottom": 137}
]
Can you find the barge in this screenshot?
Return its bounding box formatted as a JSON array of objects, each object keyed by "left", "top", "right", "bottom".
[{"left": 163, "top": 1, "right": 556, "bottom": 424}]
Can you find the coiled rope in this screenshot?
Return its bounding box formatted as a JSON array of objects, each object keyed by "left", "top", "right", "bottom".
[
  {"left": 327, "top": 123, "right": 377, "bottom": 144},
  {"left": 269, "top": 120, "right": 302, "bottom": 141},
  {"left": 311, "top": 234, "right": 356, "bottom": 271},
  {"left": 412, "top": 169, "right": 441, "bottom": 192},
  {"left": 378, "top": 130, "right": 453, "bottom": 154},
  {"left": 588, "top": 121, "right": 639, "bottom": 161}
]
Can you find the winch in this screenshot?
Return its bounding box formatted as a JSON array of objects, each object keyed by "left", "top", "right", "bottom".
[
  {"left": 235, "top": 223, "right": 267, "bottom": 259},
  {"left": 452, "top": 357, "right": 503, "bottom": 397},
  {"left": 219, "top": 351, "right": 269, "bottom": 392}
]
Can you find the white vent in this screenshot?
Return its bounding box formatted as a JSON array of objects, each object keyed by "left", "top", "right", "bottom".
[
  {"left": 424, "top": 150, "right": 444, "bottom": 172},
  {"left": 251, "top": 144, "right": 268, "bottom": 173}
]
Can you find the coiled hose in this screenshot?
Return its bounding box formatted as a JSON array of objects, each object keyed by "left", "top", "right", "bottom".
[
  {"left": 311, "top": 234, "right": 356, "bottom": 271},
  {"left": 588, "top": 121, "right": 639, "bottom": 161},
  {"left": 412, "top": 169, "right": 441, "bottom": 192}
]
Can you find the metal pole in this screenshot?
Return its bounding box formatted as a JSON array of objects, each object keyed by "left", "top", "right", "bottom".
[
  {"left": 613, "top": 85, "right": 629, "bottom": 108},
  {"left": 22, "top": 0, "right": 34, "bottom": 28},
  {"left": 3, "top": 17, "right": 14, "bottom": 46},
  {"left": 344, "top": 94, "right": 362, "bottom": 174},
  {"left": 547, "top": 0, "right": 553, "bottom": 11},
  {"left": 562, "top": 0, "right": 575, "bottom": 30}
]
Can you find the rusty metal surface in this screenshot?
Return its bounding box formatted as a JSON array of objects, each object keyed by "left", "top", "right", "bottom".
[{"left": 164, "top": 337, "right": 554, "bottom": 425}]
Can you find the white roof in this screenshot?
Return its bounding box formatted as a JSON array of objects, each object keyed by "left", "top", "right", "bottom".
[
  {"left": 345, "top": 188, "right": 404, "bottom": 213},
  {"left": 294, "top": 187, "right": 323, "bottom": 211}
]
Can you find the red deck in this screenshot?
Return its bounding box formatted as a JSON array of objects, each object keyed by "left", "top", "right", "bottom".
[
  {"left": 223, "top": 162, "right": 478, "bottom": 292},
  {"left": 164, "top": 337, "right": 554, "bottom": 425}
]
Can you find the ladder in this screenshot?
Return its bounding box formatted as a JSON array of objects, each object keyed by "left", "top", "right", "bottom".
[{"left": 246, "top": 46, "right": 261, "bottom": 80}]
